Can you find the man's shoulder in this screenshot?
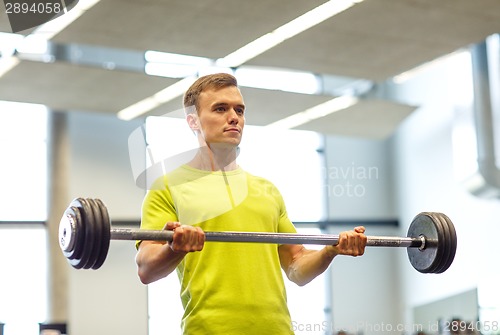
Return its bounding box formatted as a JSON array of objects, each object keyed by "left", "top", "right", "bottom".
[
  {"left": 243, "top": 170, "right": 279, "bottom": 189},
  {"left": 146, "top": 165, "right": 193, "bottom": 190}
]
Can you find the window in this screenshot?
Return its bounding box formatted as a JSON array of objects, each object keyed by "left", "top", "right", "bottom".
[
  {"left": 0, "top": 103, "right": 48, "bottom": 221},
  {"left": 144, "top": 116, "right": 327, "bottom": 334},
  {"left": 0, "top": 104, "right": 48, "bottom": 335},
  {"left": 0, "top": 227, "right": 48, "bottom": 335}
]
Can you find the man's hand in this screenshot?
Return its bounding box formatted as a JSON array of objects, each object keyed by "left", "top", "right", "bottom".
[
  {"left": 164, "top": 222, "right": 205, "bottom": 254},
  {"left": 328, "top": 226, "right": 367, "bottom": 257}
]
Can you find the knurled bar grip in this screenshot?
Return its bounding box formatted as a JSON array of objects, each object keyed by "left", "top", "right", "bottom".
[{"left": 111, "top": 228, "right": 424, "bottom": 248}]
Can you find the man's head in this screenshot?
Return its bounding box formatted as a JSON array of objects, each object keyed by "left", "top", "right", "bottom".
[{"left": 183, "top": 73, "right": 245, "bottom": 149}]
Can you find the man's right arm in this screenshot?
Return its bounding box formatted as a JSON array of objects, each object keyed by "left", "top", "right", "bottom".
[{"left": 136, "top": 222, "right": 205, "bottom": 284}]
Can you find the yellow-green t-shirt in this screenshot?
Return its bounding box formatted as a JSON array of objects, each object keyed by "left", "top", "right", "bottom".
[{"left": 140, "top": 165, "right": 297, "bottom": 334}]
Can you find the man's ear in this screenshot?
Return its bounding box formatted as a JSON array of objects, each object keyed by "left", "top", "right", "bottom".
[{"left": 186, "top": 113, "right": 200, "bottom": 132}]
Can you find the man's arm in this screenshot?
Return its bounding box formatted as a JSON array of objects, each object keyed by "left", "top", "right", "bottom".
[
  {"left": 136, "top": 222, "right": 205, "bottom": 284},
  {"left": 278, "top": 227, "right": 366, "bottom": 286}
]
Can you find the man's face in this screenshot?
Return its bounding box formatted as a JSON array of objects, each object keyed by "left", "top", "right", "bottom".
[{"left": 194, "top": 86, "right": 245, "bottom": 148}]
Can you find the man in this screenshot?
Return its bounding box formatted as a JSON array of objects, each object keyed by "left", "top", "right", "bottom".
[{"left": 135, "top": 73, "right": 367, "bottom": 334}]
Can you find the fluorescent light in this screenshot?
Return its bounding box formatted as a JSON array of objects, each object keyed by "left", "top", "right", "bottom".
[
  {"left": 235, "top": 66, "right": 320, "bottom": 94},
  {"left": 32, "top": 0, "right": 100, "bottom": 39},
  {"left": 274, "top": 0, "right": 359, "bottom": 40},
  {"left": 117, "top": 77, "right": 197, "bottom": 120},
  {"left": 116, "top": 97, "right": 161, "bottom": 121},
  {"left": 216, "top": 0, "right": 363, "bottom": 67},
  {"left": 145, "top": 63, "right": 198, "bottom": 78},
  {"left": 0, "top": 33, "right": 22, "bottom": 78},
  {"left": 215, "top": 34, "right": 281, "bottom": 68},
  {"left": 198, "top": 66, "right": 233, "bottom": 77},
  {"left": 144, "top": 51, "right": 213, "bottom": 78},
  {"left": 120, "top": 0, "right": 364, "bottom": 120},
  {"left": 306, "top": 95, "right": 358, "bottom": 118},
  {"left": 266, "top": 95, "right": 359, "bottom": 129},
  {"left": 152, "top": 76, "right": 196, "bottom": 104},
  {"left": 145, "top": 51, "right": 212, "bottom": 67},
  {"left": 15, "top": 35, "right": 49, "bottom": 54},
  {"left": 392, "top": 51, "right": 465, "bottom": 84},
  {"left": 14, "top": 35, "right": 55, "bottom": 62},
  {"left": 0, "top": 33, "right": 23, "bottom": 57}
]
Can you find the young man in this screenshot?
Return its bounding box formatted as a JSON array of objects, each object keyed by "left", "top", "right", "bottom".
[{"left": 135, "top": 73, "right": 367, "bottom": 334}]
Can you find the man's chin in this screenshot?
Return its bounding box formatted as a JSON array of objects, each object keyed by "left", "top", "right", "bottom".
[{"left": 208, "top": 141, "right": 241, "bottom": 150}]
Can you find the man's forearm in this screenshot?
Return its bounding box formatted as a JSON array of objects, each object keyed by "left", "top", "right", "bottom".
[
  {"left": 287, "top": 247, "right": 337, "bottom": 286},
  {"left": 136, "top": 242, "right": 186, "bottom": 284}
]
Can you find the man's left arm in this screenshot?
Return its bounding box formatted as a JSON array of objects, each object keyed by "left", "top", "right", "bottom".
[{"left": 278, "top": 227, "right": 367, "bottom": 286}]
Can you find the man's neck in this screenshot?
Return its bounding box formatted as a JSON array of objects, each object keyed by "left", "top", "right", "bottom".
[{"left": 188, "top": 144, "right": 239, "bottom": 171}]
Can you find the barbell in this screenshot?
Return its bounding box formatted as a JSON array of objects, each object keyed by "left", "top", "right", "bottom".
[{"left": 58, "top": 197, "right": 457, "bottom": 274}]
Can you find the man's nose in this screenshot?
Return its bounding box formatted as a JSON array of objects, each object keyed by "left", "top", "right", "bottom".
[{"left": 228, "top": 109, "right": 239, "bottom": 123}]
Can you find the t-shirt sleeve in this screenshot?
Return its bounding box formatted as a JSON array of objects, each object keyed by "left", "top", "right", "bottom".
[
  {"left": 275, "top": 186, "right": 297, "bottom": 234},
  {"left": 135, "top": 182, "right": 178, "bottom": 249}
]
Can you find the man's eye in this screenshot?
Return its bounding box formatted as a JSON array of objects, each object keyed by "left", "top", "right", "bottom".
[{"left": 215, "top": 107, "right": 226, "bottom": 112}]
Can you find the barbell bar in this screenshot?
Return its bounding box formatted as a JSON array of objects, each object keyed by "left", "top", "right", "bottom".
[
  {"left": 110, "top": 228, "right": 423, "bottom": 247},
  {"left": 58, "top": 198, "right": 457, "bottom": 273}
]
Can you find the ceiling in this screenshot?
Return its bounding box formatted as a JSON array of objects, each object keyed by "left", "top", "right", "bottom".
[{"left": 1, "top": 0, "right": 500, "bottom": 139}]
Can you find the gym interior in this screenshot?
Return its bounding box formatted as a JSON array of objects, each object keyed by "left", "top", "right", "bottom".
[{"left": 1, "top": 1, "right": 500, "bottom": 335}]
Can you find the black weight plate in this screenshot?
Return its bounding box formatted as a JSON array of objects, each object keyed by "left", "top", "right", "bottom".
[
  {"left": 407, "top": 213, "right": 441, "bottom": 273},
  {"left": 428, "top": 213, "right": 449, "bottom": 274},
  {"left": 62, "top": 205, "right": 83, "bottom": 260},
  {"left": 93, "top": 199, "right": 110, "bottom": 270},
  {"left": 425, "top": 212, "right": 447, "bottom": 274},
  {"left": 69, "top": 198, "right": 95, "bottom": 269},
  {"left": 434, "top": 213, "right": 457, "bottom": 273},
  {"left": 443, "top": 214, "right": 457, "bottom": 272},
  {"left": 426, "top": 213, "right": 445, "bottom": 273},
  {"left": 84, "top": 198, "right": 103, "bottom": 269}
]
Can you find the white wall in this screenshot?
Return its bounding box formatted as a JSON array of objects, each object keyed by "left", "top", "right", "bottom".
[
  {"left": 390, "top": 52, "right": 500, "bottom": 327},
  {"left": 324, "top": 135, "right": 403, "bottom": 334},
  {"left": 325, "top": 135, "right": 396, "bottom": 220},
  {"left": 329, "top": 224, "right": 403, "bottom": 335},
  {"left": 68, "top": 111, "right": 145, "bottom": 220},
  {"left": 67, "top": 111, "right": 148, "bottom": 335}
]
